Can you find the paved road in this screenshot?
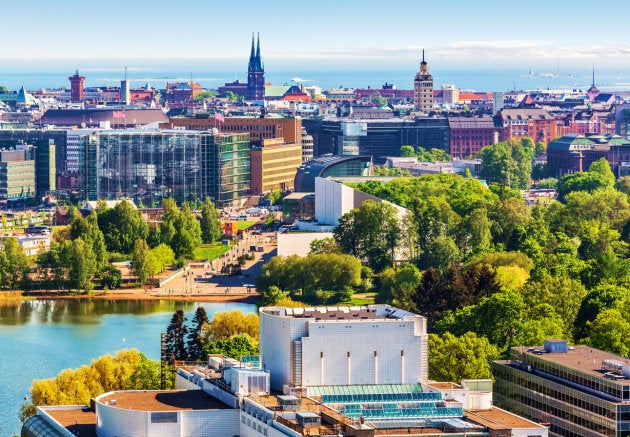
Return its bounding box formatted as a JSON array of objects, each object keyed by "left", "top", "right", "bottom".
[{"left": 143, "top": 231, "right": 277, "bottom": 298}]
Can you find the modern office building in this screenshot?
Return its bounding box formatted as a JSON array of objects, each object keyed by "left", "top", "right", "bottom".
[
  {"left": 250, "top": 138, "right": 302, "bottom": 194},
  {"left": 293, "top": 155, "right": 372, "bottom": 192},
  {"left": 0, "top": 149, "right": 35, "bottom": 201},
  {"left": 34, "top": 139, "right": 56, "bottom": 197},
  {"left": 493, "top": 339, "right": 630, "bottom": 437},
  {"left": 413, "top": 50, "right": 434, "bottom": 113},
  {"left": 85, "top": 129, "right": 250, "bottom": 206},
  {"left": 311, "top": 117, "right": 450, "bottom": 164}
]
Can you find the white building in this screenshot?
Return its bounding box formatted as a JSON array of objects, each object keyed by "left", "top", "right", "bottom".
[{"left": 260, "top": 305, "right": 429, "bottom": 391}]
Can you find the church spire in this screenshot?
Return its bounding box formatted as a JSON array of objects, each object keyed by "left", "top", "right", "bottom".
[
  {"left": 248, "top": 33, "right": 256, "bottom": 71},
  {"left": 255, "top": 33, "right": 263, "bottom": 71},
  {"left": 592, "top": 65, "right": 595, "bottom": 87}
]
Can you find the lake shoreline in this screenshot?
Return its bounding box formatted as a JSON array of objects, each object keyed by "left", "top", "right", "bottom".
[{"left": 17, "top": 290, "right": 260, "bottom": 304}]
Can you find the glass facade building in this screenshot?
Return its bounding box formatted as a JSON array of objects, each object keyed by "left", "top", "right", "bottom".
[
  {"left": 86, "top": 130, "right": 250, "bottom": 206},
  {"left": 493, "top": 345, "right": 630, "bottom": 437}
]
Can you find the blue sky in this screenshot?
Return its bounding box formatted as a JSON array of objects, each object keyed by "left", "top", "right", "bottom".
[{"left": 7, "top": 0, "right": 630, "bottom": 69}]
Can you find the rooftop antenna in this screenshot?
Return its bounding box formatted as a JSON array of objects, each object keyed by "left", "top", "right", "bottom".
[{"left": 125, "top": 66, "right": 127, "bottom": 81}]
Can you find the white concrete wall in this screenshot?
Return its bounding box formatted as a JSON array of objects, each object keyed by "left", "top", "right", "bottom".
[
  {"left": 300, "top": 319, "right": 426, "bottom": 386},
  {"left": 315, "top": 177, "right": 355, "bottom": 226},
  {"left": 260, "top": 309, "right": 309, "bottom": 391},
  {"left": 277, "top": 231, "right": 333, "bottom": 257}
]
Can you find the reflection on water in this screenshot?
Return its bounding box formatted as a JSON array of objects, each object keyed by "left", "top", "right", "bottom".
[
  {"left": 0, "top": 299, "right": 207, "bottom": 325},
  {"left": 0, "top": 298, "right": 256, "bottom": 436}
]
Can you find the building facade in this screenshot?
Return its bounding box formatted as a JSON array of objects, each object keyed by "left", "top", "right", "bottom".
[
  {"left": 413, "top": 50, "right": 434, "bottom": 113},
  {"left": 85, "top": 130, "right": 250, "bottom": 206},
  {"left": 247, "top": 33, "right": 265, "bottom": 101},
  {"left": 164, "top": 114, "right": 302, "bottom": 145},
  {"left": 448, "top": 116, "right": 501, "bottom": 158},
  {"left": 498, "top": 108, "right": 563, "bottom": 145},
  {"left": 312, "top": 117, "right": 449, "bottom": 164},
  {"left": 260, "top": 305, "right": 429, "bottom": 391},
  {"left": 494, "top": 340, "right": 630, "bottom": 437},
  {"left": 250, "top": 138, "right": 302, "bottom": 194},
  {"left": 0, "top": 149, "right": 35, "bottom": 201}
]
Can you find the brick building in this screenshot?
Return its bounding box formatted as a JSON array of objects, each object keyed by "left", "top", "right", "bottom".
[
  {"left": 497, "top": 108, "right": 563, "bottom": 145},
  {"left": 448, "top": 116, "right": 501, "bottom": 158}
]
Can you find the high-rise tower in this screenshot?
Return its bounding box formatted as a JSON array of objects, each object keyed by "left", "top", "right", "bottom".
[
  {"left": 246, "top": 33, "right": 265, "bottom": 101},
  {"left": 413, "top": 50, "right": 434, "bottom": 113},
  {"left": 68, "top": 70, "right": 85, "bottom": 102}
]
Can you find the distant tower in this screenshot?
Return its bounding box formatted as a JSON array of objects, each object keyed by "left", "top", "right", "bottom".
[
  {"left": 413, "top": 50, "right": 434, "bottom": 113},
  {"left": 246, "top": 33, "right": 265, "bottom": 101},
  {"left": 69, "top": 70, "right": 85, "bottom": 102},
  {"left": 587, "top": 65, "right": 600, "bottom": 102},
  {"left": 120, "top": 66, "right": 131, "bottom": 105}
]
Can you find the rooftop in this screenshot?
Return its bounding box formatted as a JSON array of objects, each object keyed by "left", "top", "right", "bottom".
[
  {"left": 515, "top": 344, "right": 630, "bottom": 386},
  {"left": 464, "top": 407, "right": 545, "bottom": 430},
  {"left": 41, "top": 407, "right": 97, "bottom": 437},
  {"left": 261, "top": 305, "right": 419, "bottom": 321},
  {"left": 98, "top": 389, "right": 231, "bottom": 411}
]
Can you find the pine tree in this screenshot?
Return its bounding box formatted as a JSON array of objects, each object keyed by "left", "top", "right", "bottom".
[
  {"left": 165, "top": 310, "right": 188, "bottom": 362},
  {"left": 187, "top": 306, "right": 209, "bottom": 361}
]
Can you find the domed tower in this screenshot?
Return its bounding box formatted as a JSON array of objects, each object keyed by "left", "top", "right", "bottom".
[{"left": 413, "top": 50, "right": 434, "bottom": 112}]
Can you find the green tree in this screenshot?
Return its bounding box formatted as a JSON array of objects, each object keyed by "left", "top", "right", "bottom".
[
  {"left": 428, "top": 332, "right": 499, "bottom": 382},
  {"left": 187, "top": 306, "right": 209, "bottom": 361},
  {"left": 98, "top": 265, "right": 122, "bottom": 289},
  {"left": 586, "top": 309, "right": 630, "bottom": 357},
  {"left": 151, "top": 243, "right": 175, "bottom": 273},
  {"left": 309, "top": 237, "right": 341, "bottom": 254},
  {"left": 200, "top": 198, "right": 221, "bottom": 243},
  {"left": 400, "top": 145, "right": 416, "bottom": 157},
  {"left": 195, "top": 90, "right": 217, "bottom": 101},
  {"left": 132, "top": 239, "right": 156, "bottom": 285},
  {"left": 69, "top": 238, "right": 97, "bottom": 292},
  {"left": 589, "top": 158, "right": 616, "bottom": 187},
  {"left": 1, "top": 237, "right": 29, "bottom": 290},
  {"left": 204, "top": 334, "right": 258, "bottom": 360},
  {"left": 479, "top": 142, "right": 517, "bottom": 188},
  {"left": 334, "top": 200, "right": 400, "bottom": 271},
  {"left": 261, "top": 285, "right": 286, "bottom": 306},
  {"left": 126, "top": 354, "right": 173, "bottom": 390},
  {"left": 165, "top": 310, "right": 188, "bottom": 362},
  {"left": 574, "top": 283, "right": 628, "bottom": 341},
  {"left": 556, "top": 172, "right": 612, "bottom": 202},
  {"left": 267, "top": 188, "right": 283, "bottom": 205},
  {"left": 98, "top": 200, "right": 148, "bottom": 254},
  {"left": 523, "top": 274, "right": 586, "bottom": 336},
  {"left": 377, "top": 263, "right": 421, "bottom": 310}
]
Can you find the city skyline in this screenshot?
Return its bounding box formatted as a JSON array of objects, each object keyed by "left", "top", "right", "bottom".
[{"left": 6, "top": 0, "right": 630, "bottom": 69}]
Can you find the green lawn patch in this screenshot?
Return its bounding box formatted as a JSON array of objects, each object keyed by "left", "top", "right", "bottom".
[
  {"left": 237, "top": 220, "right": 257, "bottom": 230},
  {"left": 194, "top": 242, "right": 233, "bottom": 261}
]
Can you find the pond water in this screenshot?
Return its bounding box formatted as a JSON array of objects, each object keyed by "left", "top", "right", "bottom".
[{"left": 0, "top": 298, "right": 256, "bottom": 436}]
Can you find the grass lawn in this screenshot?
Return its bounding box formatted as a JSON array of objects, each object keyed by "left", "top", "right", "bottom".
[
  {"left": 193, "top": 242, "right": 232, "bottom": 261},
  {"left": 342, "top": 292, "right": 377, "bottom": 306},
  {"left": 237, "top": 220, "right": 258, "bottom": 230}
]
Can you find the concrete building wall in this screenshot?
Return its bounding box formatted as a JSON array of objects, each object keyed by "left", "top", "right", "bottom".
[
  {"left": 260, "top": 309, "right": 309, "bottom": 391},
  {"left": 300, "top": 319, "right": 425, "bottom": 387},
  {"left": 277, "top": 231, "right": 333, "bottom": 257},
  {"left": 251, "top": 141, "right": 302, "bottom": 194}
]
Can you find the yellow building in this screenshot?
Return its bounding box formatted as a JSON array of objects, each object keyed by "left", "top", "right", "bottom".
[{"left": 250, "top": 138, "right": 302, "bottom": 194}]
